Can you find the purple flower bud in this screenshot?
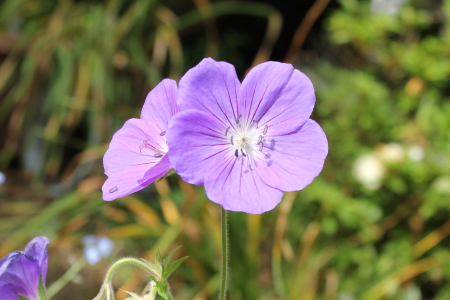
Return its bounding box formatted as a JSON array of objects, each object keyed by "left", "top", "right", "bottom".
[{"left": 0, "top": 237, "right": 50, "bottom": 300}]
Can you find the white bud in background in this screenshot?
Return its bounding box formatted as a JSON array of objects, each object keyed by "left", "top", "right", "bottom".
[
  {"left": 377, "top": 143, "right": 404, "bottom": 163},
  {"left": 407, "top": 145, "right": 425, "bottom": 162},
  {"left": 432, "top": 176, "right": 450, "bottom": 195},
  {"left": 371, "top": 0, "right": 408, "bottom": 16},
  {"left": 353, "top": 153, "right": 385, "bottom": 190}
]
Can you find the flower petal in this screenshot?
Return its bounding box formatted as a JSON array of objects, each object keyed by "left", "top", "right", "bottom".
[
  {"left": 177, "top": 58, "right": 241, "bottom": 127},
  {"left": 140, "top": 79, "right": 178, "bottom": 133},
  {"left": 0, "top": 253, "right": 40, "bottom": 299},
  {"left": 102, "top": 155, "right": 170, "bottom": 201},
  {"left": 257, "top": 69, "right": 315, "bottom": 135},
  {"left": 167, "top": 109, "right": 232, "bottom": 185},
  {"left": 102, "top": 118, "right": 171, "bottom": 201},
  {"left": 0, "top": 282, "right": 22, "bottom": 300},
  {"left": 239, "top": 61, "right": 294, "bottom": 125},
  {"left": 256, "top": 119, "right": 328, "bottom": 191},
  {"left": 24, "top": 237, "right": 49, "bottom": 285},
  {"left": 204, "top": 155, "right": 283, "bottom": 214}
]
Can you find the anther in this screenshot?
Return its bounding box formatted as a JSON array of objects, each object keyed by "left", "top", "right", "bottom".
[
  {"left": 154, "top": 153, "right": 163, "bottom": 158},
  {"left": 160, "top": 131, "right": 166, "bottom": 136},
  {"left": 231, "top": 136, "right": 234, "bottom": 145},
  {"left": 225, "top": 126, "right": 230, "bottom": 136},
  {"left": 235, "top": 149, "right": 239, "bottom": 157},
  {"left": 253, "top": 120, "right": 258, "bottom": 128},
  {"left": 257, "top": 135, "right": 263, "bottom": 145},
  {"left": 109, "top": 186, "right": 118, "bottom": 193},
  {"left": 236, "top": 114, "right": 242, "bottom": 124},
  {"left": 241, "top": 149, "right": 247, "bottom": 157},
  {"left": 263, "top": 125, "right": 268, "bottom": 135},
  {"left": 259, "top": 143, "right": 264, "bottom": 151}
]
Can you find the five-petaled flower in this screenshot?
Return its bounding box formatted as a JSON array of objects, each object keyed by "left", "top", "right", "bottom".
[
  {"left": 0, "top": 236, "right": 50, "bottom": 300},
  {"left": 102, "top": 79, "right": 178, "bottom": 201},
  {"left": 167, "top": 58, "right": 328, "bottom": 214}
]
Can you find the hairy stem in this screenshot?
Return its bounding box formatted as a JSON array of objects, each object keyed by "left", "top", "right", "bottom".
[
  {"left": 98, "top": 258, "right": 159, "bottom": 299},
  {"left": 219, "top": 207, "right": 229, "bottom": 300}
]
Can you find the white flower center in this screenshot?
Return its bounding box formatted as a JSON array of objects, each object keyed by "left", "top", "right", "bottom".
[{"left": 225, "top": 115, "right": 268, "bottom": 158}]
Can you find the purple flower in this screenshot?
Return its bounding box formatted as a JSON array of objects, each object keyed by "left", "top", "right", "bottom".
[
  {"left": 102, "top": 79, "right": 178, "bottom": 201},
  {"left": 166, "top": 58, "right": 328, "bottom": 214},
  {"left": 0, "top": 237, "right": 50, "bottom": 300}
]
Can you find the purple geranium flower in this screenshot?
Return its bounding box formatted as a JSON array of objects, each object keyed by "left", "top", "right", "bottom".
[
  {"left": 102, "top": 79, "right": 178, "bottom": 201},
  {"left": 166, "top": 58, "right": 328, "bottom": 214},
  {"left": 0, "top": 237, "right": 50, "bottom": 300}
]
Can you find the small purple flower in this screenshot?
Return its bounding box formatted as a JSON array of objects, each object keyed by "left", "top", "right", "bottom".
[
  {"left": 102, "top": 79, "right": 178, "bottom": 201},
  {"left": 167, "top": 58, "right": 328, "bottom": 214},
  {"left": 0, "top": 236, "right": 50, "bottom": 300}
]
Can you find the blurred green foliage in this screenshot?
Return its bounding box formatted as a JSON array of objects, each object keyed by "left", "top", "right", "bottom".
[{"left": 1, "top": 0, "right": 450, "bottom": 299}]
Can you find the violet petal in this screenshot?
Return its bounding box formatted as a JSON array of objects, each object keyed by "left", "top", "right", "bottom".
[
  {"left": 140, "top": 79, "right": 178, "bottom": 132},
  {"left": 167, "top": 110, "right": 232, "bottom": 185},
  {"left": 238, "top": 61, "right": 294, "bottom": 125},
  {"left": 256, "top": 69, "right": 316, "bottom": 135},
  {"left": 203, "top": 155, "right": 283, "bottom": 214},
  {"left": 177, "top": 58, "right": 241, "bottom": 126},
  {"left": 255, "top": 119, "right": 328, "bottom": 191},
  {"left": 102, "top": 118, "right": 171, "bottom": 201}
]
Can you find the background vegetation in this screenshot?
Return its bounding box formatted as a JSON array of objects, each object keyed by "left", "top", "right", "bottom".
[{"left": 1, "top": 0, "right": 450, "bottom": 299}]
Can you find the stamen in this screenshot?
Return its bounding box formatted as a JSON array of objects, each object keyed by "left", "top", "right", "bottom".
[
  {"left": 109, "top": 186, "right": 118, "bottom": 193},
  {"left": 230, "top": 136, "right": 234, "bottom": 145},
  {"left": 154, "top": 153, "right": 163, "bottom": 158},
  {"left": 236, "top": 114, "right": 242, "bottom": 124},
  {"left": 225, "top": 126, "right": 230, "bottom": 136},
  {"left": 253, "top": 120, "right": 258, "bottom": 128},
  {"left": 259, "top": 143, "right": 263, "bottom": 151},
  {"left": 263, "top": 125, "right": 268, "bottom": 135},
  {"left": 235, "top": 149, "right": 239, "bottom": 157},
  {"left": 160, "top": 131, "right": 166, "bottom": 136},
  {"left": 241, "top": 149, "right": 247, "bottom": 157},
  {"left": 257, "top": 135, "right": 263, "bottom": 145}
]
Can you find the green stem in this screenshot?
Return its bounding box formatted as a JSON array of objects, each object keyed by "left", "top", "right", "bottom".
[
  {"left": 38, "top": 275, "right": 48, "bottom": 300},
  {"left": 219, "top": 207, "right": 229, "bottom": 300},
  {"left": 99, "top": 258, "right": 159, "bottom": 299},
  {"left": 147, "top": 284, "right": 158, "bottom": 300},
  {"left": 47, "top": 257, "right": 86, "bottom": 298}
]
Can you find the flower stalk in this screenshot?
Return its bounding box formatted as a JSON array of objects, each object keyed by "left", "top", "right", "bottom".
[{"left": 219, "top": 207, "right": 229, "bottom": 300}]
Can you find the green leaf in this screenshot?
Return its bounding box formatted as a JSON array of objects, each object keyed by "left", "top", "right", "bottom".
[
  {"left": 156, "top": 281, "right": 169, "bottom": 300},
  {"left": 162, "top": 256, "right": 189, "bottom": 279},
  {"left": 148, "top": 275, "right": 159, "bottom": 284},
  {"left": 163, "top": 246, "right": 182, "bottom": 266},
  {"left": 154, "top": 251, "right": 163, "bottom": 270},
  {"left": 18, "top": 295, "right": 32, "bottom": 300}
]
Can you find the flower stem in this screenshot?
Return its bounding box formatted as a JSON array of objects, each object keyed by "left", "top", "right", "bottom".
[
  {"left": 219, "top": 207, "right": 229, "bottom": 300},
  {"left": 47, "top": 257, "right": 86, "bottom": 298},
  {"left": 98, "top": 258, "right": 159, "bottom": 299},
  {"left": 147, "top": 285, "right": 158, "bottom": 300}
]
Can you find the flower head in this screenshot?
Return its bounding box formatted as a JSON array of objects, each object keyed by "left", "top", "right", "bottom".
[
  {"left": 167, "top": 58, "right": 328, "bottom": 214},
  {"left": 102, "top": 79, "right": 178, "bottom": 201},
  {"left": 0, "top": 236, "right": 50, "bottom": 300}
]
